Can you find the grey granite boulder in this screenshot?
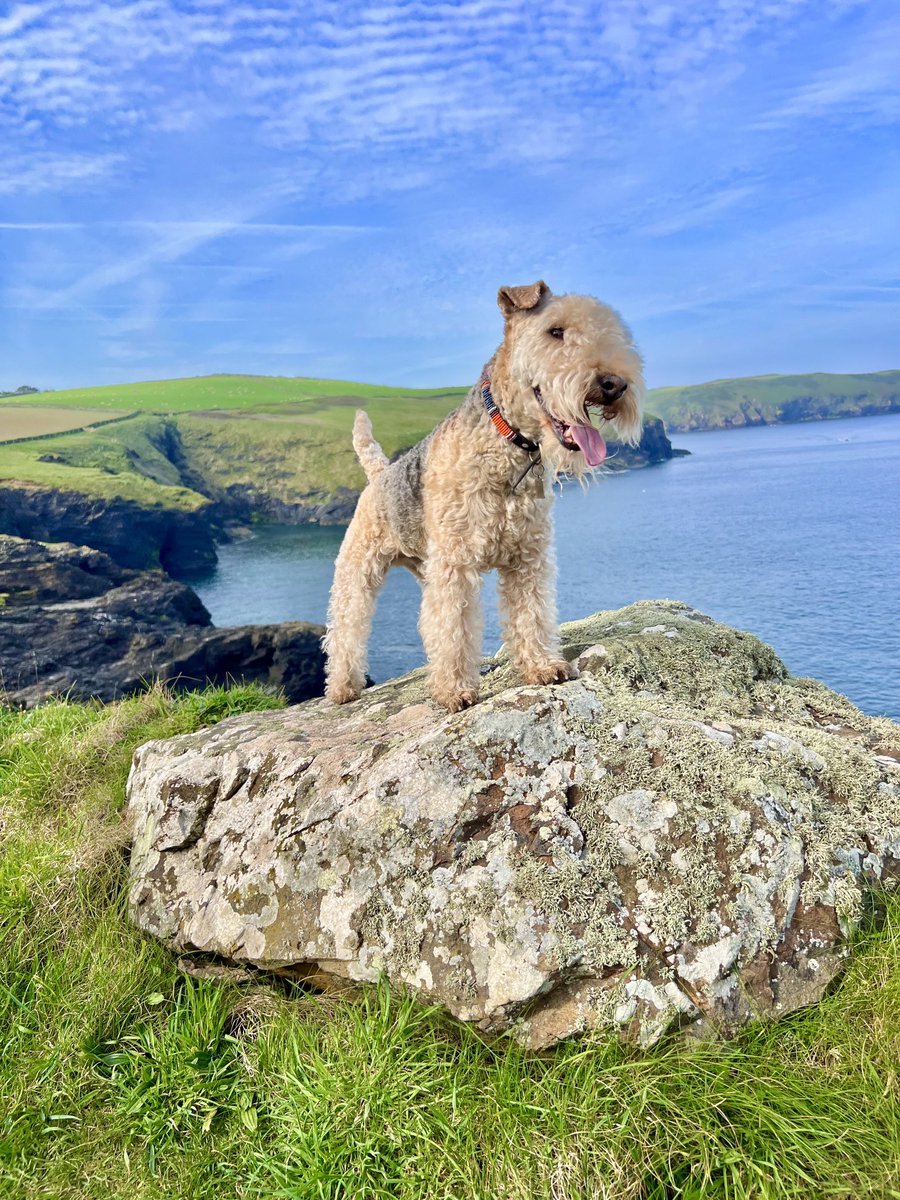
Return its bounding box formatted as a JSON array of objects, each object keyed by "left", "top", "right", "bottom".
[{"left": 125, "top": 601, "right": 900, "bottom": 1048}]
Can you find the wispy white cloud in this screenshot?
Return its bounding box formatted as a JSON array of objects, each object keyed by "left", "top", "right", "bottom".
[
  {"left": 0, "top": 220, "right": 378, "bottom": 233},
  {"left": 0, "top": 0, "right": 862, "bottom": 176},
  {"left": 29, "top": 210, "right": 376, "bottom": 312},
  {"left": 638, "top": 184, "right": 760, "bottom": 238},
  {"left": 0, "top": 0, "right": 897, "bottom": 388},
  {"left": 0, "top": 3, "right": 43, "bottom": 39},
  {"left": 760, "top": 22, "right": 900, "bottom": 126},
  {"left": 0, "top": 150, "right": 124, "bottom": 194}
]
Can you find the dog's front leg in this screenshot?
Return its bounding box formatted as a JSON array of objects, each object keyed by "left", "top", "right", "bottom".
[
  {"left": 498, "top": 543, "right": 572, "bottom": 688},
  {"left": 419, "top": 556, "right": 483, "bottom": 712}
]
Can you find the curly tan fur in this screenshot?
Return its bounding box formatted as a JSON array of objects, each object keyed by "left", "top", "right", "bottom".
[{"left": 324, "top": 282, "right": 644, "bottom": 712}]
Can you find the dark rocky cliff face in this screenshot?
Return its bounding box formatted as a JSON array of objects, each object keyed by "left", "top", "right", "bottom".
[
  {"left": 605, "top": 415, "right": 684, "bottom": 470},
  {"left": 0, "top": 535, "right": 325, "bottom": 707},
  {"left": 0, "top": 483, "right": 219, "bottom": 577},
  {"left": 213, "top": 484, "right": 360, "bottom": 527}
]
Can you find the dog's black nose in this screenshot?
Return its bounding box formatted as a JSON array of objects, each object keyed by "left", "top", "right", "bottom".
[{"left": 598, "top": 374, "right": 627, "bottom": 404}]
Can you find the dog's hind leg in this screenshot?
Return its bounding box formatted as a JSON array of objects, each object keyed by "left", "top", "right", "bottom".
[{"left": 324, "top": 504, "right": 391, "bottom": 704}]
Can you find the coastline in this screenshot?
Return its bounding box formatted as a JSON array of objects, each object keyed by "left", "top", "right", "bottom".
[{"left": 0, "top": 414, "right": 683, "bottom": 578}]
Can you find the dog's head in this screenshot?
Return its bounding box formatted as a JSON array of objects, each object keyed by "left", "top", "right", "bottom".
[{"left": 495, "top": 281, "right": 644, "bottom": 476}]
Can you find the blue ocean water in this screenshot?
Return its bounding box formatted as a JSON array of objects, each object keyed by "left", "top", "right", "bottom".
[{"left": 194, "top": 413, "right": 900, "bottom": 719}]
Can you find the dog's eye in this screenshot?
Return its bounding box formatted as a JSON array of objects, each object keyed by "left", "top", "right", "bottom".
[{"left": 548, "top": 327, "right": 564, "bottom": 340}]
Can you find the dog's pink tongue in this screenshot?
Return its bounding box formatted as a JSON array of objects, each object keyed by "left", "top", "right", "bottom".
[{"left": 568, "top": 422, "right": 606, "bottom": 466}]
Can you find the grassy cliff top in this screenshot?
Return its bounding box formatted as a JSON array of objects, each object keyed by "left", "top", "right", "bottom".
[
  {"left": 0, "top": 377, "right": 471, "bottom": 509},
  {"left": 649, "top": 369, "right": 900, "bottom": 431}
]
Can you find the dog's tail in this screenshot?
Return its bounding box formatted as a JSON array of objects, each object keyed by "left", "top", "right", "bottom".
[{"left": 352, "top": 409, "right": 389, "bottom": 482}]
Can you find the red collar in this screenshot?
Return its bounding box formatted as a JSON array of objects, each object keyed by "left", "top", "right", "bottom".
[{"left": 480, "top": 378, "right": 540, "bottom": 454}]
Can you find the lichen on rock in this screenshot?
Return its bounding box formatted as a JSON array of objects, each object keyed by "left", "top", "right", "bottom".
[{"left": 125, "top": 600, "right": 900, "bottom": 1048}]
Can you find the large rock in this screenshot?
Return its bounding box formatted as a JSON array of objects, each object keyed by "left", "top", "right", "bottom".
[
  {"left": 125, "top": 602, "right": 900, "bottom": 1048},
  {"left": 604, "top": 414, "right": 688, "bottom": 470},
  {"left": 0, "top": 535, "right": 325, "bottom": 706}
]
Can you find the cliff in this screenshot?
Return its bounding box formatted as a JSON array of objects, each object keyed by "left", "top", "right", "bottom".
[
  {"left": 0, "top": 481, "right": 219, "bottom": 576},
  {"left": 0, "top": 411, "right": 682, "bottom": 572},
  {"left": 0, "top": 535, "right": 326, "bottom": 706},
  {"left": 649, "top": 370, "right": 900, "bottom": 432}
]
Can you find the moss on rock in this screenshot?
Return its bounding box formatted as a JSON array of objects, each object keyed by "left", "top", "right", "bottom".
[{"left": 126, "top": 602, "right": 900, "bottom": 1048}]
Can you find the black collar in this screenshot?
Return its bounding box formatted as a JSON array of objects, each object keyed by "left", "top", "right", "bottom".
[{"left": 480, "top": 378, "right": 540, "bottom": 454}]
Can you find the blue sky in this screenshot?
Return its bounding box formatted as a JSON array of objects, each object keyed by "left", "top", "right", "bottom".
[{"left": 1, "top": 0, "right": 898, "bottom": 391}]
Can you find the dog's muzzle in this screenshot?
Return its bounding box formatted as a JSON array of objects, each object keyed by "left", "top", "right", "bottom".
[{"left": 534, "top": 385, "right": 610, "bottom": 466}]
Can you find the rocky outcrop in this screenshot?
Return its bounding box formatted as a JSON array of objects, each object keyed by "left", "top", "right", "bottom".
[
  {"left": 125, "top": 601, "right": 900, "bottom": 1049},
  {"left": 0, "top": 482, "right": 219, "bottom": 576},
  {"left": 0, "top": 535, "right": 325, "bottom": 706},
  {"left": 604, "top": 415, "right": 687, "bottom": 470},
  {"left": 214, "top": 484, "right": 360, "bottom": 527}
]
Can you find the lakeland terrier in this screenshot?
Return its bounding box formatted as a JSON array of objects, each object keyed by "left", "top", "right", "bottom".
[{"left": 324, "top": 280, "right": 644, "bottom": 712}]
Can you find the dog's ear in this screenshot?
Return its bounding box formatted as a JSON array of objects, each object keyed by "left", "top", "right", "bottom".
[{"left": 497, "top": 280, "right": 550, "bottom": 317}]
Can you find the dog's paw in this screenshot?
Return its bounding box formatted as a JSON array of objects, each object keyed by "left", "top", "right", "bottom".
[
  {"left": 522, "top": 659, "right": 573, "bottom": 686},
  {"left": 326, "top": 683, "right": 361, "bottom": 705},
  {"left": 433, "top": 686, "right": 480, "bottom": 713}
]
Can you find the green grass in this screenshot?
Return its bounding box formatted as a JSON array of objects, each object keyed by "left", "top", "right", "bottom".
[
  {"left": 0, "top": 404, "right": 460, "bottom": 508},
  {"left": 2, "top": 687, "right": 900, "bottom": 1198},
  {"left": 0, "top": 377, "right": 470, "bottom": 506},
  {"left": 0, "top": 417, "right": 208, "bottom": 510},
  {"left": 172, "top": 398, "right": 461, "bottom": 500},
  {"left": 0, "top": 374, "right": 468, "bottom": 415}
]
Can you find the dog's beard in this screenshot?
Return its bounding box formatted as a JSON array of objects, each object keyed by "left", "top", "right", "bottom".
[
  {"left": 535, "top": 367, "right": 640, "bottom": 446},
  {"left": 605, "top": 391, "right": 643, "bottom": 446},
  {"left": 536, "top": 434, "right": 593, "bottom": 481},
  {"left": 531, "top": 385, "right": 607, "bottom": 466},
  {"left": 529, "top": 384, "right": 638, "bottom": 481}
]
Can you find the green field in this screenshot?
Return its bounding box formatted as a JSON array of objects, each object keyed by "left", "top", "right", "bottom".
[
  {"left": 0, "top": 423, "right": 209, "bottom": 510},
  {"left": 2, "top": 685, "right": 899, "bottom": 1199},
  {"left": 0, "top": 376, "right": 470, "bottom": 511},
  {"left": 0, "top": 406, "right": 131, "bottom": 443},
  {"left": 0, "top": 373, "right": 467, "bottom": 415}
]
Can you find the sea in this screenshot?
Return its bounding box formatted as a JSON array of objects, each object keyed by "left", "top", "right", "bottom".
[{"left": 194, "top": 413, "right": 900, "bottom": 721}]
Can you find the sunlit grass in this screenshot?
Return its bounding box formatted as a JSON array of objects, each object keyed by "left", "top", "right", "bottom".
[
  {"left": 2, "top": 686, "right": 899, "bottom": 1198},
  {"left": 0, "top": 378, "right": 468, "bottom": 506},
  {"left": 0, "top": 374, "right": 468, "bottom": 414}
]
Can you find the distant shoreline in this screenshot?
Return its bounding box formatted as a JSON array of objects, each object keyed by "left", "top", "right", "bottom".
[
  {"left": 647, "top": 369, "right": 900, "bottom": 433},
  {"left": 661, "top": 406, "right": 900, "bottom": 435}
]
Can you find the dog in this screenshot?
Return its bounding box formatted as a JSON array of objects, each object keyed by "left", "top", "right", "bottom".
[{"left": 324, "top": 280, "right": 644, "bottom": 712}]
